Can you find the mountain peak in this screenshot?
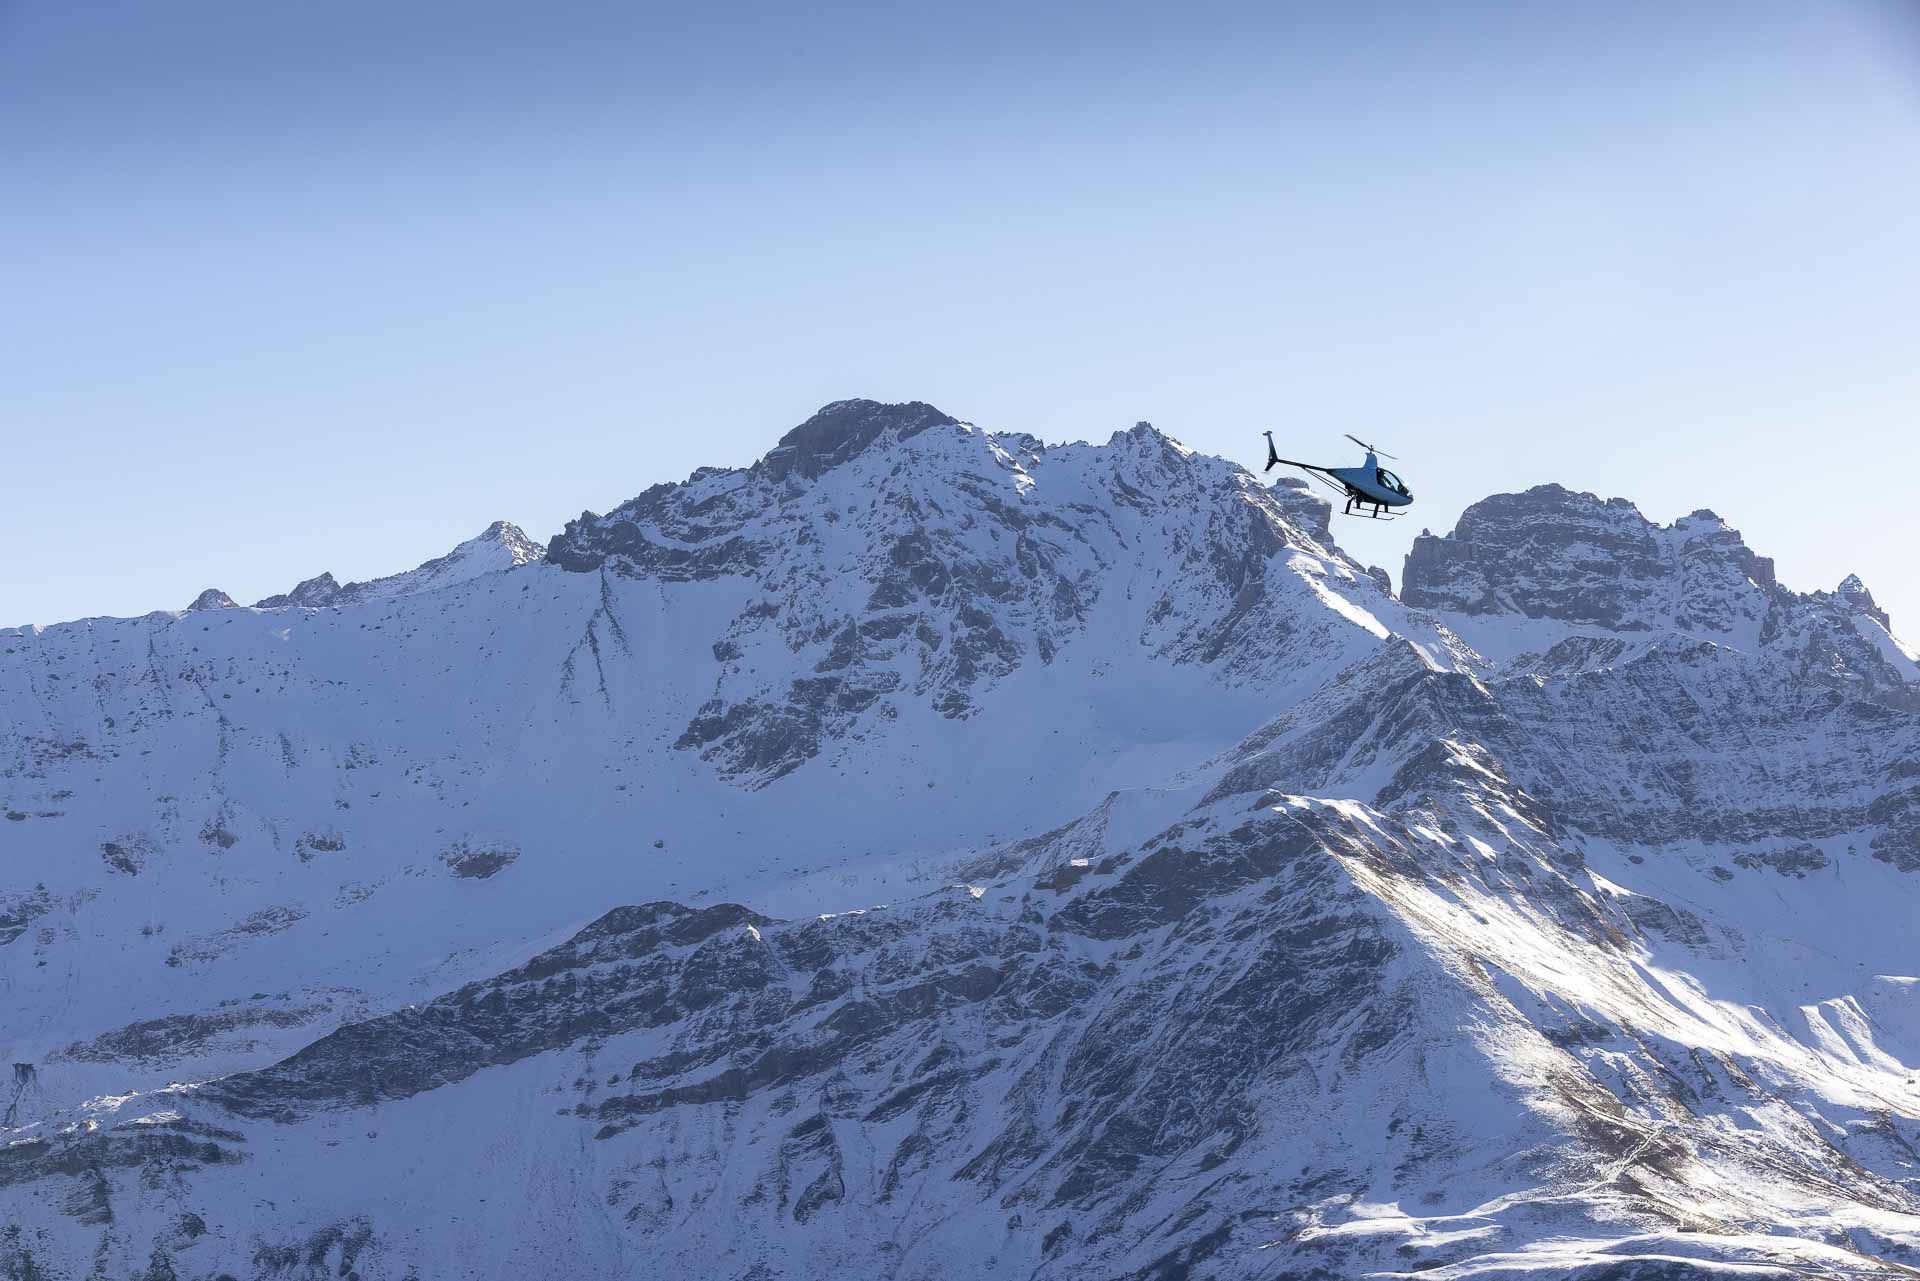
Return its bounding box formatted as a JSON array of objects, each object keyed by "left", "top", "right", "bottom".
[
  {"left": 185, "top": 588, "right": 238, "bottom": 611},
  {"left": 539, "top": 404, "right": 1395, "bottom": 777},
  {"left": 1104, "top": 418, "right": 1197, "bottom": 459},
  {"left": 1401, "top": 484, "right": 1776, "bottom": 631},
  {"left": 465, "top": 521, "right": 545, "bottom": 567},
  {"left": 760, "top": 399, "right": 958, "bottom": 482},
  {"left": 254, "top": 572, "right": 341, "bottom": 610},
  {"left": 1838, "top": 573, "right": 1891, "bottom": 629}
]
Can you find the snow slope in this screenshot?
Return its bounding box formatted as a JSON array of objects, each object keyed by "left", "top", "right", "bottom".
[{"left": 0, "top": 402, "right": 1915, "bottom": 1279}]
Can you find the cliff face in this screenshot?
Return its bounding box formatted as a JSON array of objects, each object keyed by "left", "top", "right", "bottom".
[
  {"left": 1401, "top": 484, "right": 1783, "bottom": 628},
  {"left": 0, "top": 405, "right": 1916, "bottom": 1280}
]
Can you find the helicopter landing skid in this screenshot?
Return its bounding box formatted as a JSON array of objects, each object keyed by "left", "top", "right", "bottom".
[{"left": 1341, "top": 501, "right": 1400, "bottom": 521}]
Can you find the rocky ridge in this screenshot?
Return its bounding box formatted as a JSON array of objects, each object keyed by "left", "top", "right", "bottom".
[{"left": 252, "top": 519, "right": 544, "bottom": 609}]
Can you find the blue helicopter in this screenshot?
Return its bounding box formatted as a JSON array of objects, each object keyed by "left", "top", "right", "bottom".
[{"left": 1263, "top": 432, "right": 1413, "bottom": 519}]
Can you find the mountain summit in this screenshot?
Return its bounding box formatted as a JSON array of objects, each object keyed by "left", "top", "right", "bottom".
[
  {"left": 0, "top": 402, "right": 1915, "bottom": 1280},
  {"left": 184, "top": 587, "right": 238, "bottom": 611},
  {"left": 762, "top": 397, "right": 959, "bottom": 480},
  {"left": 1841, "top": 570, "right": 1893, "bottom": 630},
  {"left": 1402, "top": 483, "right": 1781, "bottom": 629}
]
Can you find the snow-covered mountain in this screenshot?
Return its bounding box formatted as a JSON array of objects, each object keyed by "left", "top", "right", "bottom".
[{"left": 1, "top": 401, "right": 1916, "bottom": 1279}]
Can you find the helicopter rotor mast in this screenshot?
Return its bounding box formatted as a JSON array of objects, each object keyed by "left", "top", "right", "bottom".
[{"left": 1342, "top": 432, "right": 1397, "bottom": 460}]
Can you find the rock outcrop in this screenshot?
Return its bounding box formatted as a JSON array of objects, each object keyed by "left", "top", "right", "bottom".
[{"left": 185, "top": 588, "right": 238, "bottom": 611}]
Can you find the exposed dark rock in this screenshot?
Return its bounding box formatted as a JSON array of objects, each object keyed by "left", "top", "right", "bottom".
[
  {"left": 0, "top": 888, "right": 54, "bottom": 947},
  {"left": 1730, "top": 843, "right": 1830, "bottom": 878},
  {"left": 757, "top": 399, "right": 957, "bottom": 483},
  {"left": 166, "top": 906, "right": 307, "bottom": 968},
  {"left": 294, "top": 831, "right": 344, "bottom": 862},
  {"left": 1840, "top": 573, "right": 1892, "bottom": 631},
  {"left": 100, "top": 837, "right": 150, "bottom": 876},
  {"left": 198, "top": 819, "right": 239, "bottom": 850},
  {"left": 254, "top": 573, "right": 342, "bottom": 610},
  {"left": 59, "top": 1002, "right": 331, "bottom": 1063},
  {"left": 438, "top": 839, "right": 520, "bottom": 880}
]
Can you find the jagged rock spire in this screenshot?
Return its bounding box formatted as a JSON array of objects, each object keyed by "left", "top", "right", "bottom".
[{"left": 1838, "top": 573, "right": 1891, "bottom": 630}]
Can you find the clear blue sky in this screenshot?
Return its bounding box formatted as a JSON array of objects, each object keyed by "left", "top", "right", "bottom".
[{"left": 4, "top": 0, "right": 1916, "bottom": 633}]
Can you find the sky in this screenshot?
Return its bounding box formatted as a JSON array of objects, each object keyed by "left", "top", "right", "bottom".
[{"left": 3, "top": 0, "right": 1917, "bottom": 634}]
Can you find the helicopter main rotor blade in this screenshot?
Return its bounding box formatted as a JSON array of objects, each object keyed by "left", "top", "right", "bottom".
[{"left": 1343, "top": 432, "right": 1397, "bottom": 459}]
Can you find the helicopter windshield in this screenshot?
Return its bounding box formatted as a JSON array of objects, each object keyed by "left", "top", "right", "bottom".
[{"left": 1376, "top": 468, "right": 1406, "bottom": 494}]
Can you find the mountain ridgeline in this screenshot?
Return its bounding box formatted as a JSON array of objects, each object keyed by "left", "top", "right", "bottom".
[{"left": 0, "top": 400, "right": 1916, "bottom": 1280}]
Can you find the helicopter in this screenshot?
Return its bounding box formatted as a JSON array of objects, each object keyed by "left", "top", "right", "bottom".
[{"left": 1263, "top": 432, "right": 1414, "bottom": 519}]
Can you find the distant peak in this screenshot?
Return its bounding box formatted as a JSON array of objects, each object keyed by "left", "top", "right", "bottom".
[
  {"left": 1401, "top": 484, "right": 1778, "bottom": 629},
  {"left": 1838, "top": 574, "right": 1890, "bottom": 629},
  {"left": 466, "top": 521, "right": 545, "bottom": 566},
  {"left": 186, "top": 588, "right": 238, "bottom": 611},
  {"left": 1109, "top": 419, "right": 1192, "bottom": 455},
  {"left": 254, "top": 573, "right": 341, "bottom": 610},
  {"left": 244, "top": 523, "right": 542, "bottom": 613},
  {"left": 760, "top": 399, "right": 958, "bottom": 482}
]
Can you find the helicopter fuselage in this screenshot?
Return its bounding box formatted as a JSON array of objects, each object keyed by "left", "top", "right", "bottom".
[
  {"left": 1262, "top": 435, "right": 1414, "bottom": 519},
  {"left": 1327, "top": 458, "right": 1412, "bottom": 509},
  {"left": 1321, "top": 451, "right": 1412, "bottom": 518}
]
